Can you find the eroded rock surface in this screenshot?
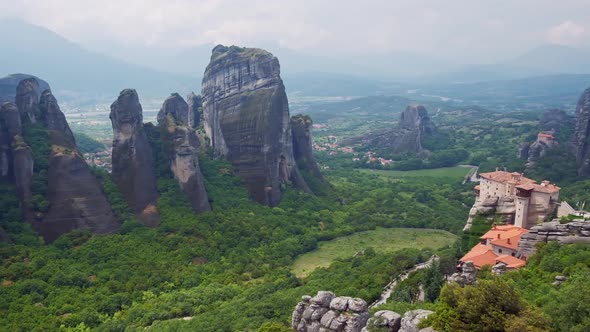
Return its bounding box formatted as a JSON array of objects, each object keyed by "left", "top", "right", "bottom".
[
  {"left": 187, "top": 92, "right": 203, "bottom": 128},
  {"left": 292, "top": 291, "right": 369, "bottom": 332},
  {"left": 158, "top": 93, "right": 210, "bottom": 212},
  {"left": 201, "top": 45, "right": 310, "bottom": 206},
  {"left": 110, "top": 89, "right": 160, "bottom": 225},
  {"left": 518, "top": 219, "right": 590, "bottom": 257},
  {"left": 0, "top": 73, "right": 49, "bottom": 104},
  {"left": 574, "top": 87, "right": 590, "bottom": 176},
  {"left": 349, "top": 105, "right": 435, "bottom": 155},
  {"left": 15, "top": 77, "right": 40, "bottom": 124},
  {"left": 33, "top": 90, "right": 119, "bottom": 242},
  {"left": 291, "top": 115, "right": 325, "bottom": 185}
]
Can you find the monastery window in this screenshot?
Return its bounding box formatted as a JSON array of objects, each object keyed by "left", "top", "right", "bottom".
[
  {"left": 511, "top": 252, "right": 515, "bottom": 257},
  {"left": 498, "top": 249, "right": 503, "bottom": 254}
]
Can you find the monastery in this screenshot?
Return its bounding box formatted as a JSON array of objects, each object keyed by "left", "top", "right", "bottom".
[
  {"left": 465, "top": 170, "right": 560, "bottom": 230},
  {"left": 461, "top": 170, "right": 561, "bottom": 271}
]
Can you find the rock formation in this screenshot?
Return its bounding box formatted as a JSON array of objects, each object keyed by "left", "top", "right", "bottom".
[
  {"left": 110, "top": 89, "right": 160, "bottom": 226},
  {"left": 157, "top": 93, "right": 210, "bottom": 212},
  {"left": 0, "top": 73, "right": 50, "bottom": 104},
  {"left": 348, "top": 105, "right": 435, "bottom": 155},
  {"left": 292, "top": 291, "right": 370, "bottom": 332},
  {"left": 34, "top": 90, "right": 119, "bottom": 242},
  {"left": 186, "top": 92, "right": 202, "bottom": 128},
  {"left": 0, "top": 101, "right": 33, "bottom": 209},
  {"left": 15, "top": 77, "right": 41, "bottom": 124},
  {"left": 518, "top": 219, "right": 590, "bottom": 257},
  {"left": 574, "top": 87, "right": 590, "bottom": 176},
  {"left": 1, "top": 77, "right": 120, "bottom": 242},
  {"left": 291, "top": 115, "right": 325, "bottom": 184},
  {"left": 519, "top": 109, "right": 571, "bottom": 164},
  {"left": 448, "top": 261, "right": 477, "bottom": 286},
  {"left": 201, "top": 45, "right": 312, "bottom": 206},
  {"left": 292, "top": 291, "right": 435, "bottom": 332}
]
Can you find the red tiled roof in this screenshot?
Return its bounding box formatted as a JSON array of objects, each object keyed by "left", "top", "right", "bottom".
[
  {"left": 538, "top": 133, "right": 555, "bottom": 139},
  {"left": 479, "top": 171, "right": 535, "bottom": 184},
  {"left": 491, "top": 232, "right": 526, "bottom": 250},
  {"left": 481, "top": 225, "right": 527, "bottom": 241},
  {"left": 460, "top": 244, "right": 499, "bottom": 269},
  {"left": 480, "top": 171, "right": 560, "bottom": 194},
  {"left": 496, "top": 255, "right": 526, "bottom": 269}
]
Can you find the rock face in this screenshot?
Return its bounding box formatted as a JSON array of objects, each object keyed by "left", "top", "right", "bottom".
[
  {"left": 1, "top": 77, "right": 119, "bottom": 242},
  {"left": 518, "top": 219, "right": 590, "bottom": 257},
  {"left": 0, "top": 73, "right": 50, "bottom": 104},
  {"left": 292, "top": 291, "right": 435, "bottom": 332},
  {"left": 110, "top": 89, "right": 160, "bottom": 226},
  {"left": 290, "top": 115, "right": 325, "bottom": 184},
  {"left": 201, "top": 45, "right": 311, "bottom": 206},
  {"left": 0, "top": 101, "right": 33, "bottom": 209},
  {"left": 540, "top": 109, "right": 573, "bottom": 132},
  {"left": 15, "top": 77, "right": 40, "bottom": 124},
  {"left": 34, "top": 90, "right": 119, "bottom": 242},
  {"left": 574, "top": 87, "right": 590, "bottom": 176},
  {"left": 186, "top": 92, "right": 202, "bottom": 128},
  {"left": 350, "top": 105, "right": 435, "bottom": 155},
  {"left": 448, "top": 261, "right": 477, "bottom": 286},
  {"left": 157, "top": 93, "right": 211, "bottom": 213},
  {"left": 292, "top": 292, "right": 370, "bottom": 332}
]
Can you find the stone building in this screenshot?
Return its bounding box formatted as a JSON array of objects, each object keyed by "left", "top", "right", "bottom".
[
  {"left": 467, "top": 171, "right": 560, "bottom": 229},
  {"left": 459, "top": 225, "right": 528, "bottom": 270}
]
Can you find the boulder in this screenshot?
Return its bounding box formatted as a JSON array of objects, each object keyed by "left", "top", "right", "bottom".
[
  {"left": 399, "top": 310, "right": 433, "bottom": 332},
  {"left": 110, "top": 89, "right": 160, "bottom": 226},
  {"left": 201, "top": 45, "right": 311, "bottom": 206}
]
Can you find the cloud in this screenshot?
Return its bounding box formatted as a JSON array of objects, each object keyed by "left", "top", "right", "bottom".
[
  {"left": 547, "top": 21, "right": 586, "bottom": 45},
  {"left": 1, "top": 0, "right": 590, "bottom": 61}
]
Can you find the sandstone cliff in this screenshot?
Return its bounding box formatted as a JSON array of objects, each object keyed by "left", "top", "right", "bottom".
[
  {"left": 201, "top": 45, "right": 311, "bottom": 206},
  {"left": 186, "top": 92, "right": 202, "bottom": 128},
  {"left": 349, "top": 105, "right": 435, "bottom": 155},
  {"left": 110, "top": 89, "right": 160, "bottom": 226},
  {"left": 34, "top": 90, "right": 119, "bottom": 242},
  {"left": 290, "top": 115, "right": 325, "bottom": 184},
  {"left": 157, "top": 93, "right": 211, "bottom": 213},
  {"left": 1, "top": 77, "right": 120, "bottom": 242},
  {"left": 574, "top": 87, "right": 590, "bottom": 176},
  {"left": 0, "top": 73, "right": 50, "bottom": 104},
  {"left": 0, "top": 101, "right": 33, "bottom": 209}
]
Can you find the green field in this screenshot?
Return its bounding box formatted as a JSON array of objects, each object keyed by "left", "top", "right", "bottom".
[
  {"left": 357, "top": 166, "right": 472, "bottom": 180},
  {"left": 291, "top": 227, "right": 457, "bottom": 277}
]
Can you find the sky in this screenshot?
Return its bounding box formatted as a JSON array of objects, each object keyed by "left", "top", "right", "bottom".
[{"left": 1, "top": 0, "right": 590, "bottom": 63}]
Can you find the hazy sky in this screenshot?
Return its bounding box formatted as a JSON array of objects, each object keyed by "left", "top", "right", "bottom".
[{"left": 2, "top": 0, "right": 590, "bottom": 62}]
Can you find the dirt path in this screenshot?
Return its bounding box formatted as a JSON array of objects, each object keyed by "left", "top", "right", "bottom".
[{"left": 369, "top": 255, "right": 439, "bottom": 308}]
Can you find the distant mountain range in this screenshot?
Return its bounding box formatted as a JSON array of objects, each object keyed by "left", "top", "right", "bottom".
[
  {"left": 0, "top": 18, "right": 196, "bottom": 102},
  {"left": 2, "top": 18, "right": 590, "bottom": 103}
]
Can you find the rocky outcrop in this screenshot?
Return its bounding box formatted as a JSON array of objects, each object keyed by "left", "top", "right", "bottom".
[
  {"left": 157, "top": 93, "right": 210, "bottom": 213},
  {"left": 0, "top": 102, "right": 33, "bottom": 210},
  {"left": 187, "top": 92, "right": 202, "bottom": 128},
  {"left": 32, "top": 90, "right": 119, "bottom": 242},
  {"left": 110, "top": 89, "right": 160, "bottom": 226},
  {"left": 574, "top": 88, "right": 590, "bottom": 176},
  {"left": 349, "top": 105, "right": 435, "bottom": 155},
  {"left": 201, "top": 45, "right": 311, "bottom": 206},
  {"left": 292, "top": 292, "right": 369, "bottom": 332},
  {"left": 1, "top": 77, "right": 120, "bottom": 242},
  {"left": 0, "top": 73, "right": 50, "bottom": 104},
  {"left": 291, "top": 115, "right": 325, "bottom": 184},
  {"left": 518, "top": 219, "right": 590, "bottom": 257},
  {"left": 15, "top": 77, "right": 41, "bottom": 124},
  {"left": 448, "top": 261, "right": 477, "bottom": 286},
  {"left": 292, "top": 291, "right": 435, "bottom": 332},
  {"left": 539, "top": 109, "right": 573, "bottom": 133}
]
